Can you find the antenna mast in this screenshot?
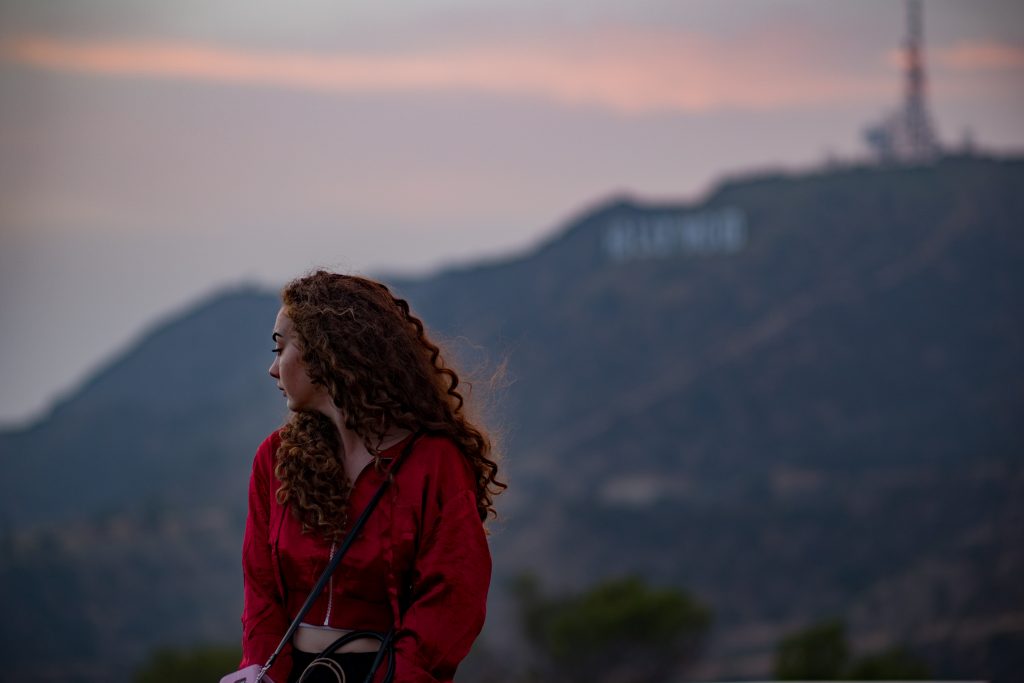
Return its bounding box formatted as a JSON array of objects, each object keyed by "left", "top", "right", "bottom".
[
  {"left": 902, "top": 0, "right": 939, "bottom": 159},
  {"left": 863, "top": 0, "right": 942, "bottom": 163}
]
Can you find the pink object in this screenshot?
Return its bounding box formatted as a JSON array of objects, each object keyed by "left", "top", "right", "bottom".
[{"left": 219, "top": 664, "right": 273, "bottom": 683}]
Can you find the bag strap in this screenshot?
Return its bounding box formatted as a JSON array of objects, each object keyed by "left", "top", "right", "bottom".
[{"left": 257, "top": 432, "right": 420, "bottom": 682}]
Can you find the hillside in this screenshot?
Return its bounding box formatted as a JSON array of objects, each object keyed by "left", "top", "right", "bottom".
[{"left": 2, "top": 155, "right": 1022, "bottom": 682}]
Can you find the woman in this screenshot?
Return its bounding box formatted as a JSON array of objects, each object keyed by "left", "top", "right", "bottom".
[{"left": 239, "top": 271, "right": 504, "bottom": 683}]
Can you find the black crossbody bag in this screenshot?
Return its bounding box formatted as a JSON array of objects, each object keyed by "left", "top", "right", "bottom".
[{"left": 224, "top": 433, "right": 419, "bottom": 683}]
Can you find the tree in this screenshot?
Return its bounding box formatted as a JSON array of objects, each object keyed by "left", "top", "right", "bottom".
[
  {"left": 774, "top": 618, "right": 848, "bottom": 680},
  {"left": 847, "top": 645, "right": 930, "bottom": 680},
  {"left": 511, "top": 573, "right": 712, "bottom": 683},
  {"left": 773, "top": 618, "right": 930, "bottom": 681}
]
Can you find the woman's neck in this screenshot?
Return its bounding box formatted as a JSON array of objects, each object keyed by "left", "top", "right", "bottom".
[{"left": 321, "top": 405, "right": 411, "bottom": 481}]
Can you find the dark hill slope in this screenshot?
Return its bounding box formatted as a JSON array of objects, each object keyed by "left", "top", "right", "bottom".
[
  {"left": 0, "top": 287, "right": 283, "bottom": 527},
  {"left": 392, "top": 155, "right": 1024, "bottom": 678},
  {"left": 396, "top": 157, "right": 1022, "bottom": 471},
  {"left": 1, "top": 155, "right": 1021, "bottom": 681}
]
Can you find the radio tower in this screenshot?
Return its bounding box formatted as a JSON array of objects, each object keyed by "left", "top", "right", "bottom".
[{"left": 864, "top": 0, "right": 942, "bottom": 163}]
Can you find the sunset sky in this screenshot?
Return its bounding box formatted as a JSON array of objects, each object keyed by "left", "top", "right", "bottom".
[{"left": 2, "top": 0, "right": 1023, "bottom": 425}]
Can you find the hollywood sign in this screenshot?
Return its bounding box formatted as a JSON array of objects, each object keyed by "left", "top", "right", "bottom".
[{"left": 602, "top": 207, "right": 748, "bottom": 261}]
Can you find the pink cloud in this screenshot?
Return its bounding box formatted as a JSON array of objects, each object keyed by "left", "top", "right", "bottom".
[
  {"left": 937, "top": 40, "right": 1024, "bottom": 71},
  {"left": 2, "top": 30, "right": 891, "bottom": 114}
]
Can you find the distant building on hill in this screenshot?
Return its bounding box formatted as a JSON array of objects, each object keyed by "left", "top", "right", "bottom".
[{"left": 864, "top": 0, "right": 942, "bottom": 163}]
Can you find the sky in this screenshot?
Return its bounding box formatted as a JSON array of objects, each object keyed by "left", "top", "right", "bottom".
[{"left": 1, "top": 0, "right": 1023, "bottom": 427}]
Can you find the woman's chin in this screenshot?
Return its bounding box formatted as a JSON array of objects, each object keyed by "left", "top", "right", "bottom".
[{"left": 285, "top": 399, "right": 313, "bottom": 413}]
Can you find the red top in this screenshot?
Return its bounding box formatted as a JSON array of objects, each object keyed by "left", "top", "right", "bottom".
[{"left": 240, "top": 431, "right": 491, "bottom": 683}]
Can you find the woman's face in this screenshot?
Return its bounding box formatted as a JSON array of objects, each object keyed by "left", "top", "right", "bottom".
[{"left": 269, "top": 307, "right": 330, "bottom": 413}]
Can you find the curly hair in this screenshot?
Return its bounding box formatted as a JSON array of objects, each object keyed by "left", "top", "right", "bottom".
[{"left": 274, "top": 270, "right": 505, "bottom": 540}]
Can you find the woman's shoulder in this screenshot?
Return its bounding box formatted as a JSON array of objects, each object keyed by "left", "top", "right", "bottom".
[
  {"left": 252, "top": 429, "right": 284, "bottom": 469},
  {"left": 406, "top": 433, "right": 463, "bottom": 466},
  {"left": 408, "top": 432, "right": 459, "bottom": 456},
  {"left": 404, "top": 433, "right": 476, "bottom": 490}
]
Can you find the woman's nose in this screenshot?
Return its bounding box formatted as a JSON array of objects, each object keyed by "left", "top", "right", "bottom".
[{"left": 269, "top": 358, "right": 280, "bottom": 379}]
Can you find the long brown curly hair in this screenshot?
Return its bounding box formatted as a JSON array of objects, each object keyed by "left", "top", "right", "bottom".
[{"left": 274, "top": 270, "right": 505, "bottom": 540}]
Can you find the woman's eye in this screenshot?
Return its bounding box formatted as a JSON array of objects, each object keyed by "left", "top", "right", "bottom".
[{"left": 271, "top": 348, "right": 283, "bottom": 355}]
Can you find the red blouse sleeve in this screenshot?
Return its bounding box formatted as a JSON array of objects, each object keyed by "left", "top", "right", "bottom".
[
  {"left": 387, "top": 443, "right": 492, "bottom": 683},
  {"left": 240, "top": 433, "right": 292, "bottom": 683}
]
